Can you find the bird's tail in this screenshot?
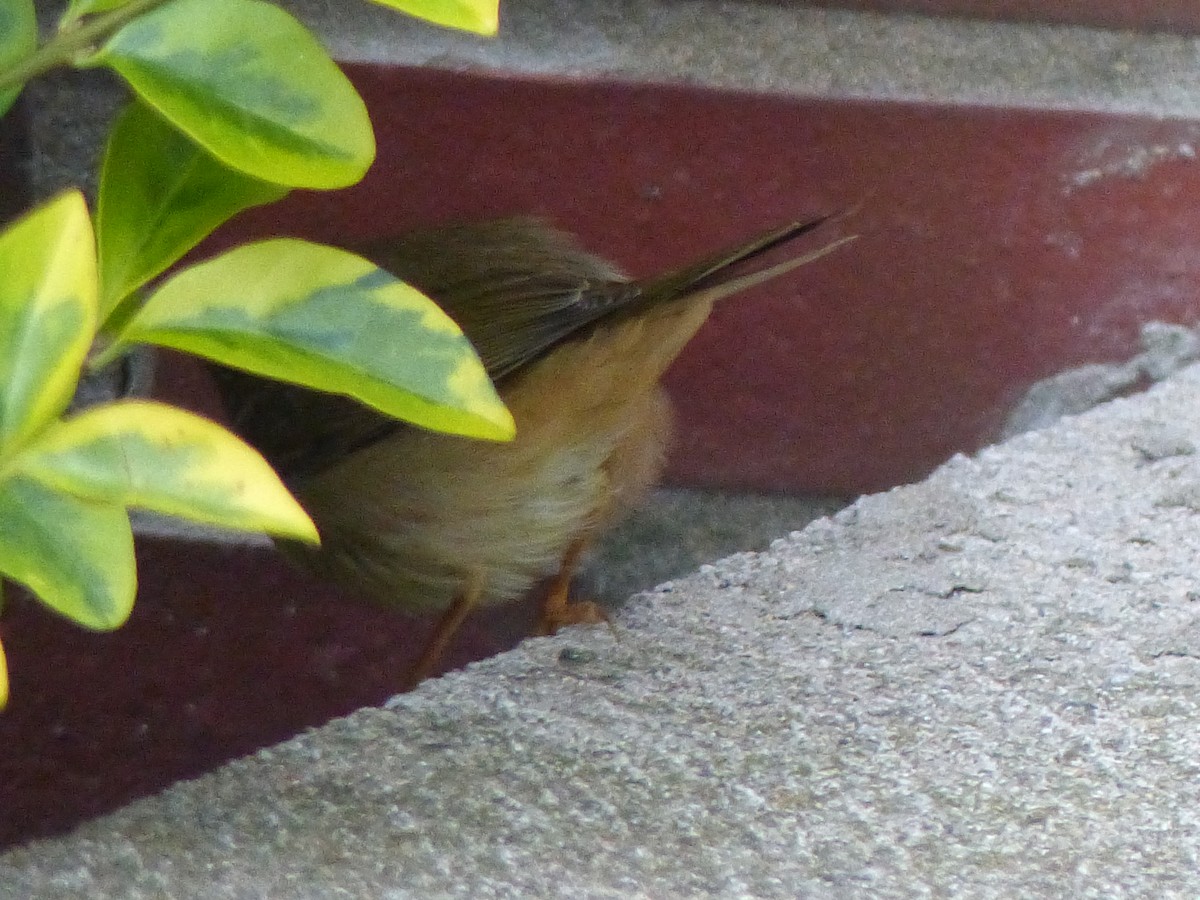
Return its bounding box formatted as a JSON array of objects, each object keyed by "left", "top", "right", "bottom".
[{"left": 637, "top": 212, "right": 857, "bottom": 310}]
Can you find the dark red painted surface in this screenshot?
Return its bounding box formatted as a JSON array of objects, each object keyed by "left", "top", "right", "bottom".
[
  {"left": 0, "top": 538, "right": 537, "bottom": 849},
  {"left": 803, "top": 0, "right": 1200, "bottom": 33},
  {"left": 220, "top": 65, "right": 1200, "bottom": 493}
]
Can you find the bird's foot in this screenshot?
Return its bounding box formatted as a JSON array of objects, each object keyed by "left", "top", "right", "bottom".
[{"left": 535, "top": 598, "right": 609, "bottom": 637}]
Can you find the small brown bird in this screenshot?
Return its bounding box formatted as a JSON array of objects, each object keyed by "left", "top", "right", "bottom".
[{"left": 212, "top": 215, "right": 851, "bottom": 684}]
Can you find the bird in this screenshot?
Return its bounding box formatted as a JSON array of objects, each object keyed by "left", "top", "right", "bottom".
[{"left": 210, "top": 214, "right": 853, "bottom": 685}]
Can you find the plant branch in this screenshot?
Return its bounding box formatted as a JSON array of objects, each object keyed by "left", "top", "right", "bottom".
[{"left": 0, "top": 0, "right": 174, "bottom": 94}]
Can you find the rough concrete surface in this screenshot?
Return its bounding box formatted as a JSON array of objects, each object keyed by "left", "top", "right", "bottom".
[
  {"left": 288, "top": 0, "right": 1200, "bottom": 117},
  {"left": 7, "top": 358, "right": 1200, "bottom": 896}
]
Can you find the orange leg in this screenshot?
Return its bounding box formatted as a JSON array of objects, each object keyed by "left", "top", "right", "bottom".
[
  {"left": 404, "top": 573, "right": 484, "bottom": 690},
  {"left": 535, "top": 538, "right": 609, "bottom": 636}
]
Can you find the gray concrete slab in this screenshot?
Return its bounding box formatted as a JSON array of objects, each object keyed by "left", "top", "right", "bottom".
[
  {"left": 6, "top": 358, "right": 1200, "bottom": 896},
  {"left": 288, "top": 0, "right": 1200, "bottom": 117}
]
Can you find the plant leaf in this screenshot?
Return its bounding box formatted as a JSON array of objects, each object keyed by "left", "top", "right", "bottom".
[
  {"left": 0, "top": 190, "right": 97, "bottom": 456},
  {"left": 0, "top": 475, "right": 134, "bottom": 630},
  {"left": 369, "top": 0, "right": 499, "bottom": 35},
  {"left": 114, "top": 239, "right": 515, "bottom": 441},
  {"left": 0, "top": 0, "right": 37, "bottom": 116},
  {"left": 96, "top": 99, "right": 288, "bottom": 320},
  {"left": 14, "top": 399, "right": 319, "bottom": 542},
  {"left": 88, "top": 0, "right": 374, "bottom": 189},
  {"left": 59, "top": 0, "right": 131, "bottom": 28}
]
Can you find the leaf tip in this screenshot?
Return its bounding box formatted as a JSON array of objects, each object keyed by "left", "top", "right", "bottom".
[
  {"left": 281, "top": 510, "right": 322, "bottom": 546},
  {"left": 479, "top": 404, "right": 516, "bottom": 442}
]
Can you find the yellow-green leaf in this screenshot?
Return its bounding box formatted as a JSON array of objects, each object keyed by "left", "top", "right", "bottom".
[
  {"left": 0, "top": 190, "right": 98, "bottom": 456},
  {"left": 96, "top": 99, "right": 289, "bottom": 319},
  {"left": 88, "top": 0, "right": 374, "bottom": 189},
  {"left": 59, "top": 0, "right": 131, "bottom": 28},
  {"left": 0, "top": 475, "right": 134, "bottom": 630},
  {"left": 369, "top": 0, "right": 499, "bottom": 35},
  {"left": 14, "top": 399, "right": 319, "bottom": 542},
  {"left": 0, "top": 0, "right": 36, "bottom": 116},
  {"left": 114, "top": 239, "right": 515, "bottom": 441}
]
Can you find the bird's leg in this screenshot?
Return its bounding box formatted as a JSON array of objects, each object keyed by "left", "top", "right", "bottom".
[
  {"left": 535, "top": 537, "right": 609, "bottom": 636},
  {"left": 404, "top": 573, "right": 484, "bottom": 690}
]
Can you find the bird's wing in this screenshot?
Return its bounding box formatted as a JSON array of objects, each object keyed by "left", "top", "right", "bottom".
[
  {"left": 365, "top": 214, "right": 834, "bottom": 381},
  {"left": 209, "top": 364, "right": 398, "bottom": 484},
  {"left": 361, "top": 217, "right": 635, "bottom": 382}
]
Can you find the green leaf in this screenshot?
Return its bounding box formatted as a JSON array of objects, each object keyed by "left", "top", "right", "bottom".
[
  {"left": 0, "top": 474, "right": 134, "bottom": 630},
  {"left": 14, "top": 399, "right": 319, "bottom": 542},
  {"left": 96, "top": 99, "right": 288, "bottom": 320},
  {"left": 0, "top": 190, "right": 98, "bottom": 456},
  {"left": 59, "top": 0, "right": 132, "bottom": 27},
  {"left": 88, "top": 0, "right": 374, "bottom": 189},
  {"left": 0, "top": 0, "right": 37, "bottom": 116},
  {"left": 114, "top": 239, "right": 515, "bottom": 441},
  {"left": 369, "top": 0, "right": 499, "bottom": 35}
]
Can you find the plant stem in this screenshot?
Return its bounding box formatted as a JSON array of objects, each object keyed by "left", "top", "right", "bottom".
[
  {"left": 0, "top": 0, "right": 174, "bottom": 94},
  {"left": 88, "top": 336, "right": 129, "bottom": 373}
]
